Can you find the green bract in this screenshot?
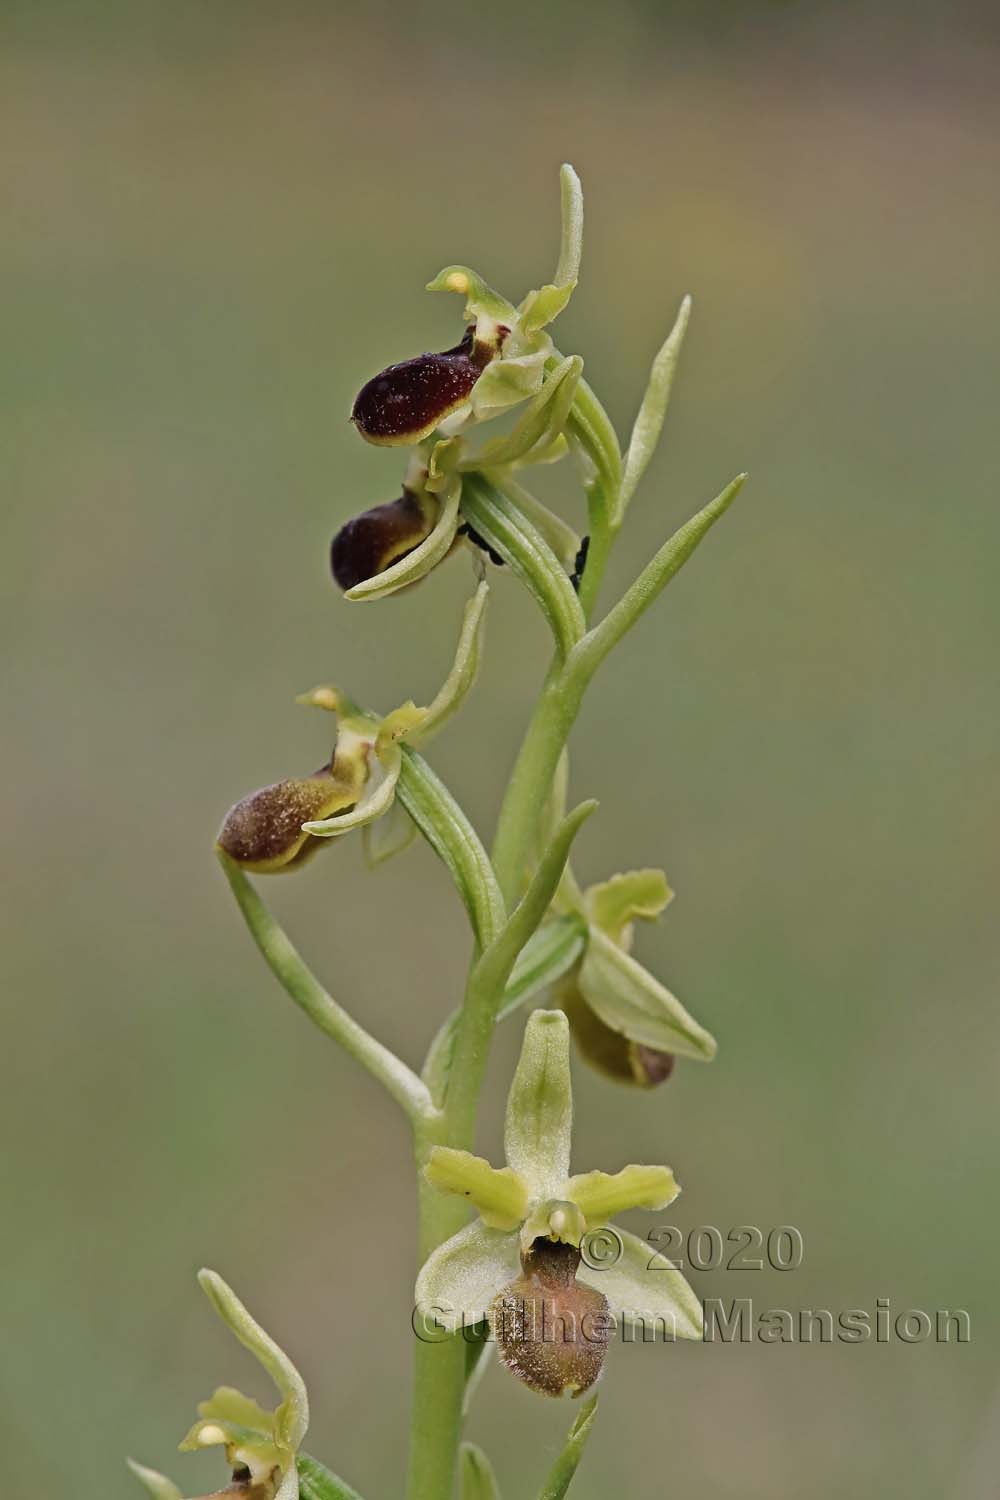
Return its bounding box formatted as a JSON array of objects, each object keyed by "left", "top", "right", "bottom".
[{"left": 416, "top": 1010, "right": 703, "bottom": 1367}]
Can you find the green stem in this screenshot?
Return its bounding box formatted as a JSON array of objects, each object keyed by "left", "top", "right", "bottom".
[
  {"left": 490, "top": 661, "right": 587, "bottom": 909},
  {"left": 219, "top": 852, "right": 433, "bottom": 1125},
  {"left": 406, "top": 1119, "right": 472, "bottom": 1500}
]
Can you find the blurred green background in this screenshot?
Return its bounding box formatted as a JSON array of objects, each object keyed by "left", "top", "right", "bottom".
[{"left": 4, "top": 2, "right": 998, "bottom": 1496}]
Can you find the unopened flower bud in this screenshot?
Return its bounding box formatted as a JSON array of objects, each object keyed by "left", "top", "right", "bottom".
[
  {"left": 351, "top": 329, "right": 500, "bottom": 446},
  {"left": 562, "top": 982, "right": 675, "bottom": 1088},
  {"left": 491, "top": 1239, "right": 610, "bottom": 1398},
  {"left": 216, "top": 765, "right": 360, "bottom": 873},
  {"left": 330, "top": 488, "right": 437, "bottom": 592}
]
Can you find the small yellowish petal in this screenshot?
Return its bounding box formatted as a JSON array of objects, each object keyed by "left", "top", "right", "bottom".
[
  {"left": 425, "top": 1147, "right": 528, "bottom": 1230},
  {"left": 564, "top": 1164, "right": 679, "bottom": 1224}
]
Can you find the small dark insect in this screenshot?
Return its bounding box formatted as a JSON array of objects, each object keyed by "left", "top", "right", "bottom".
[
  {"left": 570, "top": 534, "right": 590, "bottom": 592},
  {"left": 457, "top": 522, "right": 505, "bottom": 569}
]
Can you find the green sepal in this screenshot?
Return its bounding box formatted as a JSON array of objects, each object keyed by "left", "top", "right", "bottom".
[
  {"left": 406, "top": 581, "right": 489, "bottom": 746},
  {"left": 536, "top": 1395, "right": 598, "bottom": 1500},
  {"left": 297, "top": 1452, "right": 366, "bottom": 1500},
  {"left": 414, "top": 1218, "right": 519, "bottom": 1333},
  {"left": 518, "top": 164, "right": 583, "bottom": 335},
  {"left": 577, "top": 1225, "right": 703, "bottom": 1340},
  {"left": 126, "top": 1459, "right": 182, "bottom": 1500},
  {"left": 198, "top": 1270, "right": 309, "bottom": 1455},
  {"left": 460, "top": 473, "right": 585, "bottom": 657},
  {"left": 460, "top": 1442, "right": 503, "bottom": 1500},
  {"left": 615, "top": 295, "right": 692, "bottom": 522},
  {"left": 503, "top": 1010, "right": 573, "bottom": 1198},
  {"left": 577, "top": 926, "right": 717, "bottom": 1062}
]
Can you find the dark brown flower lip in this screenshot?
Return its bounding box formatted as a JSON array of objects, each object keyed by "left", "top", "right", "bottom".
[
  {"left": 216, "top": 767, "right": 344, "bottom": 873},
  {"left": 330, "top": 488, "right": 436, "bottom": 592},
  {"left": 351, "top": 328, "right": 502, "bottom": 446},
  {"left": 491, "top": 1239, "right": 610, "bottom": 1398}
]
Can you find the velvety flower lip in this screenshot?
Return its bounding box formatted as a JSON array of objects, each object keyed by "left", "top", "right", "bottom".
[
  {"left": 330, "top": 488, "right": 438, "bottom": 592},
  {"left": 351, "top": 329, "right": 498, "bottom": 447}
]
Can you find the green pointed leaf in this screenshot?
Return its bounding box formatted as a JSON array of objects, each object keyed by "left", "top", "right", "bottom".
[
  {"left": 397, "top": 748, "right": 505, "bottom": 949},
  {"left": 571, "top": 473, "right": 747, "bottom": 684},
  {"left": 460, "top": 473, "right": 585, "bottom": 657},
  {"left": 497, "top": 915, "right": 588, "bottom": 1021},
  {"left": 415, "top": 1219, "right": 519, "bottom": 1333},
  {"left": 578, "top": 927, "right": 716, "bottom": 1061},
  {"left": 504, "top": 1010, "right": 573, "bottom": 1197},
  {"left": 297, "top": 1452, "right": 366, "bottom": 1500},
  {"left": 616, "top": 295, "right": 692, "bottom": 521},
  {"left": 461, "top": 1442, "right": 503, "bottom": 1500},
  {"left": 578, "top": 1226, "right": 702, "bottom": 1340},
  {"left": 126, "top": 1460, "right": 182, "bottom": 1500},
  {"left": 472, "top": 801, "right": 595, "bottom": 1027},
  {"left": 537, "top": 1395, "right": 598, "bottom": 1500},
  {"left": 343, "top": 483, "right": 461, "bottom": 601},
  {"left": 198, "top": 1270, "right": 309, "bottom": 1453}
]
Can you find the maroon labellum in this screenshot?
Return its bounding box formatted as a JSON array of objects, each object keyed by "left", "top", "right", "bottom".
[
  {"left": 330, "top": 488, "right": 437, "bottom": 592},
  {"left": 351, "top": 329, "right": 498, "bottom": 446},
  {"left": 491, "top": 1239, "right": 611, "bottom": 1398}
]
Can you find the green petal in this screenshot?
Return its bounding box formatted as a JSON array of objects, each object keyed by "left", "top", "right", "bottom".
[
  {"left": 415, "top": 1218, "right": 520, "bottom": 1334},
  {"left": 503, "top": 1010, "right": 573, "bottom": 1197},
  {"left": 578, "top": 1226, "right": 702, "bottom": 1340},
  {"left": 343, "top": 482, "right": 461, "bottom": 601},
  {"left": 578, "top": 927, "right": 717, "bottom": 1061},
  {"left": 197, "top": 1269, "right": 309, "bottom": 1453},
  {"left": 468, "top": 335, "right": 551, "bottom": 419},
  {"left": 460, "top": 1442, "right": 502, "bottom": 1500},
  {"left": 126, "top": 1460, "right": 183, "bottom": 1500},
  {"left": 424, "top": 1147, "right": 529, "bottom": 1230},
  {"left": 584, "top": 869, "right": 673, "bottom": 947},
  {"left": 564, "top": 1164, "right": 679, "bottom": 1222}
]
